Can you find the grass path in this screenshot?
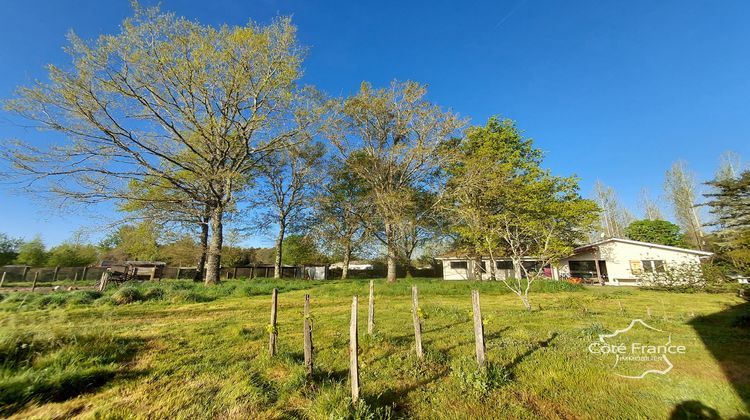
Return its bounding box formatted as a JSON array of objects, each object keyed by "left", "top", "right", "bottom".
[{"left": 1, "top": 279, "right": 748, "bottom": 419}]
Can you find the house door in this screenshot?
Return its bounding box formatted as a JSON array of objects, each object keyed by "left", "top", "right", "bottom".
[{"left": 597, "top": 261, "right": 608, "bottom": 280}]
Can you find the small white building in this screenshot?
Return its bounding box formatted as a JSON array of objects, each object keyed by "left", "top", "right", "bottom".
[
  {"left": 329, "top": 260, "right": 374, "bottom": 270},
  {"left": 437, "top": 238, "right": 713, "bottom": 286}
]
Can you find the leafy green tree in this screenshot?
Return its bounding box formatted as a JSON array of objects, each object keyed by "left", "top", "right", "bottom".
[
  {"left": 47, "top": 243, "right": 99, "bottom": 267},
  {"left": 311, "top": 165, "right": 372, "bottom": 279},
  {"left": 2, "top": 5, "right": 324, "bottom": 284},
  {"left": 664, "top": 161, "right": 705, "bottom": 249},
  {"left": 330, "top": 81, "right": 465, "bottom": 282},
  {"left": 0, "top": 233, "right": 22, "bottom": 266},
  {"left": 282, "top": 235, "right": 324, "bottom": 266},
  {"left": 14, "top": 236, "right": 48, "bottom": 267},
  {"left": 625, "top": 220, "right": 684, "bottom": 246},
  {"left": 445, "top": 117, "right": 598, "bottom": 310}
]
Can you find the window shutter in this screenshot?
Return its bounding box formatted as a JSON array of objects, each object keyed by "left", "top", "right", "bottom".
[{"left": 629, "top": 260, "right": 642, "bottom": 274}]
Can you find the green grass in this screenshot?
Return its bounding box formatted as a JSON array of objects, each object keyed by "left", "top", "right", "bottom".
[{"left": 0, "top": 278, "right": 748, "bottom": 419}]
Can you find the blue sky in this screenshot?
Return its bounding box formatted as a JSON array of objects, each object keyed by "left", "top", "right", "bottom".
[{"left": 1, "top": 0, "right": 749, "bottom": 247}]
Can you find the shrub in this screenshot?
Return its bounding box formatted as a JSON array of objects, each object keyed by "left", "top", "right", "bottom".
[
  {"left": 143, "top": 287, "right": 165, "bottom": 301},
  {"left": 111, "top": 287, "right": 144, "bottom": 305}
]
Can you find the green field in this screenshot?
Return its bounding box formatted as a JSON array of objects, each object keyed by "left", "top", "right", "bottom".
[{"left": 0, "top": 279, "right": 748, "bottom": 419}]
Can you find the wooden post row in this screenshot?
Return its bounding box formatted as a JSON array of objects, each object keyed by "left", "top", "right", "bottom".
[
  {"left": 31, "top": 271, "right": 39, "bottom": 292},
  {"left": 350, "top": 295, "right": 360, "bottom": 403},
  {"left": 367, "top": 280, "right": 375, "bottom": 336},
  {"left": 472, "top": 289, "right": 486, "bottom": 367},
  {"left": 269, "top": 288, "right": 278, "bottom": 357},
  {"left": 412, "top": 285, "right": 424, "bottom": 360},
  {"left": 303, "top": 294, "right": 313, "bottom": 377}
]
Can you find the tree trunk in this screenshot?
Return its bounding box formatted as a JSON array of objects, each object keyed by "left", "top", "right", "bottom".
[
  {"left": 193, "top": 219, "right": 209, "bottom": 282},
  {"left": 520, "top": 294, "right": 532, "bottom": 311},
  {"left": 341, "top": 243, "right": 351, "bottom": 280},
  {"left": 385, "top": 223, "right": 397, "bottom": 283},
  {"left": 205, "top": 206, "right": 224, "bottom": 285},
  {"left": 473, "top": 254, "right": 483, "bottom": 281},
  {"left": 274, "top": 222, "right": 285, "bottom": 279},
  {"left": 512, "top": 258, "right": 523, "bottom": 280}
]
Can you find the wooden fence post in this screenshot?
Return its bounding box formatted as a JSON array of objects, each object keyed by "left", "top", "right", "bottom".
[
  {"left": 350, "top": 295, "right": 360, "bottom": 403},
  {"left": 0, "top": 272, "right": 5, "bottom": 288},
  {"left": 269, "top": 288, "right": 278, "bottom": 357},
  {"left": 22, "top": 266, "right": 29, "bottom": 282},
  {"left": 73, "top": 272, "right": 78, "bottom": 281},
  {"left": 98, "top": 270, "right": 110, "bottom": 292},
  {"left": 472, "top": 290, "right": 486, "bottom": 367},
  {"left": 31, "top": 271, "right": 39, "bottom": 292},
  {"left": 368, "top": 280, "right": 375, "bottom": 336},
  {"left": 303, "top": 294, "right": 313, "bottom": 377},
  {"left": 412, "top": 285, "right": 424, "bottom": 360},
  {"left": 233, "top": 267, "right": 238, "bottom": 279},
  {"left": 53, "top": 266, "right": 60, "bottom": 282},
  {"left": 81, "top": 266, "right": 88, "bottom": 281},
  {"left": 176, "top": 267, "right": 181, "bottom": 280}
]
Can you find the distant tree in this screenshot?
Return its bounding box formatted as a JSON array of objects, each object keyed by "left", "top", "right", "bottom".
[
  {"left": 253, "top": 141, "right": 326, "bottom": 279},
  {"left": 312, "top": 166, "right": 372, "bottom": 279},
  {"left": 47, "top": 243, "right": 99, "bottom": 267},
  {"left": 593, "top": 181, "right": 632, "bottom": 238},
  {"left": 0, "top": 233, "right": 22, "bottom": 266},
  {"left": 638, "top": 188, "right": 663, "bottom": 221},
  {"left": 664, "top": 161, "right": 704, "bottom": 250},
  {"left": 625, "top": 220, "right": 684, "bottom": 246},
  {"left": 158, "top": 235, "right": 201, "bottom": 267},
  {"left": 116, "top": 222, "right": 162, "bottom": 262},
  {"left": 2, "top": 6, "right": 324, "bottom": 284},
  {"left": 282, "top": 234, "right": 324, "bottom": 266},
  {"left": 330, "top": 81, "right": 464, "bottom": 282},
  {"left": 14, "top": 236, "right": 48, "bottom": 267}
]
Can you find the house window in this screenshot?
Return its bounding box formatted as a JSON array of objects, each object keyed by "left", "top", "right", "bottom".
[
  {"left": 450, "top": 261, "right": 468, "bottom": 270},
  {"left": 479, "top": 261, "right": 487, "bottom": 272},
  {"left": 496, "top": 260, "right": 513, "bottom": 270},
  {"left": 641, "top": 260, "right": 666, "bottom": 273}
]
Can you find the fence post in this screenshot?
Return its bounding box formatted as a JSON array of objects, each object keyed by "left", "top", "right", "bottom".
[
  {"left": 22, "top": 266, "right": 29, "bottom": 282},
  {"left": 472, "top": 290, "right": 486, "bottom": 367},
  {"left": 31, "top": 271, "right": 39, "bottom": 292},
  {"left": 73, "top": 272, "right": 78, "bottom": 281},
  {"left": 81, "top": 266, "right": 88, "bottom": 281},
  {"left": 350, "top": 295, "right": 360, "bottom": 403},
  {"left": 303, "top": 294, "right": 313, "bottom": 377},
  {"left": 53, "top": 266, "right": 60, "bottom": 282},
  {"left": 98, "top": 270, "right": 110, "bottom": 292},
  {"left": 233, "top": 267, "right": 238, "bottom": 279},
  {"left": 176, "top": 267, "right": 181, "bottom": 280},
  {"left": 269, "top": 288, "right": 278, "bottom": 357},
  {"left": 0, "top": 272, "right": 5, "bottom": 288},
  {"left": 368, "top": 280, "right": 375, "bottom": 336},
  {"left": 412, "top": 285, "right": 424, "bottom": 360}
]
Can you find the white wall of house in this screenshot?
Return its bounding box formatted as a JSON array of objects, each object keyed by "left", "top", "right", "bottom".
[
  {"left": 558, "top": 239, "right": 711, "bottom": 286},
  {"left": 439, "top": 258, "right": 519, "bottom": 281}
]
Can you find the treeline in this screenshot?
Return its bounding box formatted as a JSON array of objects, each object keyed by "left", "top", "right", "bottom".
[
  {"left": 0, "top": 228, "right": 329, "bottom": 269},
  {"left": 1, "top": 4, "right": 747, "bottom": 292}
]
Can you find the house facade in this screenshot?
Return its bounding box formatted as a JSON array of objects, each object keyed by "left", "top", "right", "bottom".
[{"left": 437, "top": 238, "right": 713, "bottom": 286}]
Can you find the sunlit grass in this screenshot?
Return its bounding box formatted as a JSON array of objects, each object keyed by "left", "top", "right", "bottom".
[{"left": 0, "top": 278, "right": 748, "bottom": 418}]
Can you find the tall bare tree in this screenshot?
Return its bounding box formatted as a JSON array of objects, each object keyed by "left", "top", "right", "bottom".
[
  {"left": 253, "top": 141, "right": 325, "bottom": 278},
  {"left": 329, "top": 81, "right": 464, "bottom": 283},
  {"left": 1, "top": 6, "right": 322, "bottom": 284},
  {"left": 638, "top": 188, "right": 663, "bottom": 221},
  {"left": 593, "top": 181, "right": 632, "bottom": 238},
  {"left": 664, "top": 161, "right": 704, "bottom": 250}
]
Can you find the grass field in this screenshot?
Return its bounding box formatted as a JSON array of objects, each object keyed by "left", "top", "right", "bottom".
[{"left": 1, "top": 278, "right": 748, "bottom": 419}]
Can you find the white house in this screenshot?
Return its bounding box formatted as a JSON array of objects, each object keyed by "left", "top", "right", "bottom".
[
  {"left": 329, "top": 260, "right": 374, "bottom": 270},
  {"left": 437, "top": 238, "right": 713, "bottom": 286}
]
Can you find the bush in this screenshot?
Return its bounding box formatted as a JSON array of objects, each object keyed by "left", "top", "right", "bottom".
[
  {"left": 143, "top": 287, "right": 165, "bottom": 301},
  {"left": 111, "top": 287, "right": 144, "bottom": 305}
]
